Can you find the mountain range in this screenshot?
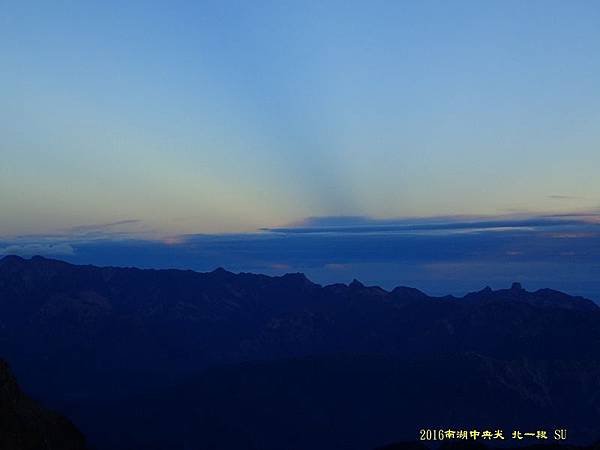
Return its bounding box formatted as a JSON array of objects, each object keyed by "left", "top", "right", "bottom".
[{"left": 0, "top": 255, "right": 599, "bottom": 449}]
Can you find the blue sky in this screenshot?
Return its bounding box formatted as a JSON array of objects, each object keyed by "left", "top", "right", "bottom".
[{"left": 2, "top": 1, "right": 600, "bottom": 298}]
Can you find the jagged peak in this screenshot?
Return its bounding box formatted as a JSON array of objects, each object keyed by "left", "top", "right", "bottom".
[
  {"left": 511, "top": 282, "right": 524, "bottom": 291},
  {"left": 461, "top": 283, "right": 599, "bottom": 312},
  {"left": 281, "top": 272, "right": 309, "bottom": 281}
]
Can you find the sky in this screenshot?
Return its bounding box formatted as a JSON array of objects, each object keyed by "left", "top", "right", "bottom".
[{"left": 2, "top": 1, "right": 600, "bottom": 298}]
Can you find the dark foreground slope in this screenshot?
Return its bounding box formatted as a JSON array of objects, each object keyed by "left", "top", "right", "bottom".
[
  {"left": 87, "top": 353, "right": 600, "bottom": 450},
  {"left": 0, "top": 359, "right": 86, "bottom": 450},
  {"left": 0, "top": 255, "right": 599, "bottom": 449}
]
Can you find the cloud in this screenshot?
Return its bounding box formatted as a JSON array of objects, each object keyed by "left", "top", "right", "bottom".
[
  {"left": 263, "top": 213, "right": 598, "bottom": 235},
  {"left": 324, "top": 263, "right": 351, "bottom": 271},
  {"left": 0, "top": 243, "right": 75, "bottom": 257},
  {"left": 548, "top": 195, "right": 584, "bottom": 200},
  {"left": 66, "top": 219, "right": 144, "bottom": 238}
]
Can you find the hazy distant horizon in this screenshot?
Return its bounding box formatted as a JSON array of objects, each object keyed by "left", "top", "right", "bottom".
[{"left": 3, "top": 210, "right": 600, "bottom": 303}]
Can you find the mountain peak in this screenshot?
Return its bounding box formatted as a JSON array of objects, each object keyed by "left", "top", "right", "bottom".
[
  {"left": 281, "top": 272, "right": 310, "bottom": 282},
  {"left": 0, "top": 254, "right": 25, "bottom": 264},
  {"left": 510, "top": 282, "right": 523, "bottom": 291},
  {"left": 461, "top": 283, "right": 599, "bottom": 312},
  {"left": 349, "top": 279, "right": 364, "bottom": 289},
  {"left": 391, "top": 286, "right": 427, "bottom": 300}
]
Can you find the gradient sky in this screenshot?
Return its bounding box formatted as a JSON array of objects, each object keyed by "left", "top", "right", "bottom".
[{"left": 2, "top": 0, "right": 600, "bottom": 237}]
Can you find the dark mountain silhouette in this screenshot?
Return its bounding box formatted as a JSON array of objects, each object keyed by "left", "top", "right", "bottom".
[
  {"left": 0, "top": 358, "right": 86, "bottom": 450},
  {"left": 0, "top": 255, "right": 599, "bottom": 449}
]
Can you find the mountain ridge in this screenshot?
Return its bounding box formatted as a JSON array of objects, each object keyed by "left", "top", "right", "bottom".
[{"left": 1, "top": 254, "right": 596, "bottom": 310}]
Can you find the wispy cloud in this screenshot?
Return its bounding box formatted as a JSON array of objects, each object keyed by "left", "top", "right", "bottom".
[
  {"left": 68, "top": 219, "right": 142, "bottom": 234},
  {"left": 548, "top": 195, "right": 585, "bottom": 200},
  {"left": 263, "top": 212, "right": 600, "bottom": 235},
  {"left": 0, "top": 243, "right": 75, "bottom": 257}
]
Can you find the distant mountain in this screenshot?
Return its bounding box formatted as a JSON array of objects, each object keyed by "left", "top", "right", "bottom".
[
  {"left": 1, "top": 255, "right": 600, "bottom": 449},
  {"left": 0, "top": 358, "right": 86, "bottom": 450}
]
